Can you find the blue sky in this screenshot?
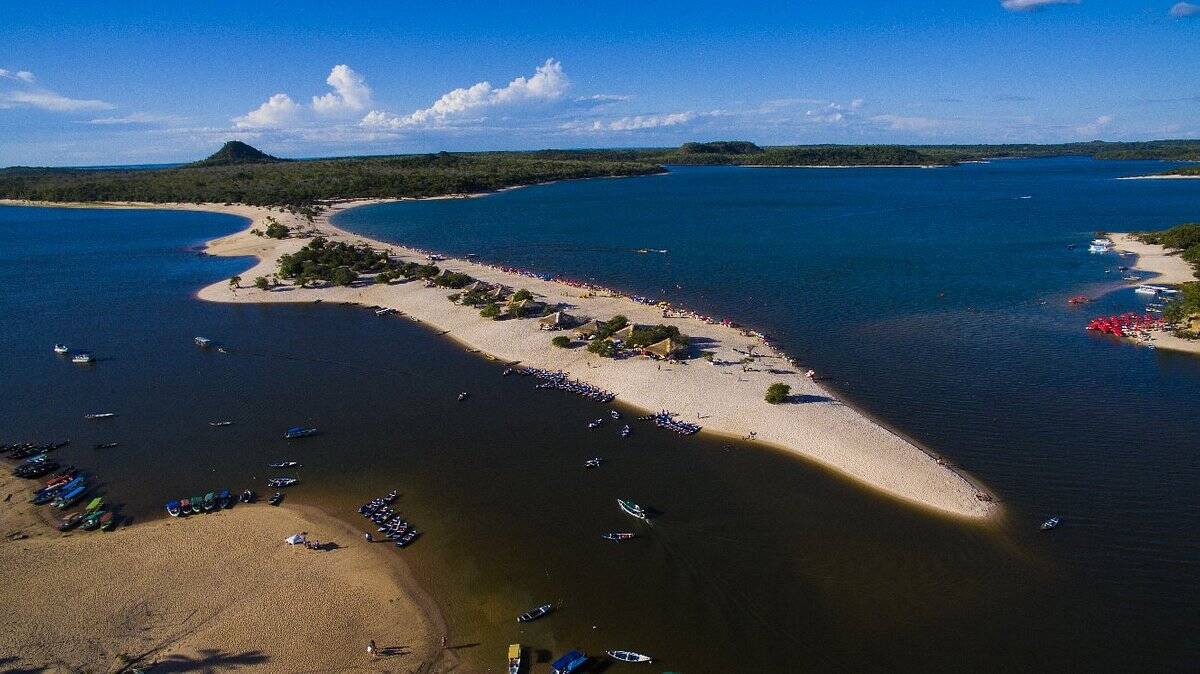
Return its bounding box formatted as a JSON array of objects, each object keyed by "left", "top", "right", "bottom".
[{"left": 1, "top": 0, "right": 1197, "bottom": 165}]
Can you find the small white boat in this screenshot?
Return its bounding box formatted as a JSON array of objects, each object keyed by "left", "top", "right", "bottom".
[
  {"left": 618, "top": 499, "right": 649, "bottom": 521},
  {"left": 375, "top": 307, "right": 395, "bottom": 316},
  {"left": 53, "top": 344, "right": 69, "bottom": 354},
  {"left": 507, "top": 644, "right": 522, "bottom": 674},
  {"left": 71, "top": 353, "right": 95, "bottom": 364},
  {"left": 269, "top": 460, "right": 300, "bottom": 468},
  {"left": 607, "top": 650, "right": 653, "bottom": 663},
  {"left": 84, "top": 412, "right": 115, "bottom": 420},
  {"left": 1087, "top": 243, "right": 1111, "bottom": 253},
  {"left": 1134, "top": 285, "right": 1161, "bottom": 295},
  {"left": 1040, "top": 516, "right": 1060, "bottom": 531},
  {"left": 584, "top": 457, "right": 603, "bottom": 468},
  {"left": 194, "top": 337, "right": 213, "bottom": 347},
  {"left": 209, "top": 420, "right": 233, "bottom": 427}
]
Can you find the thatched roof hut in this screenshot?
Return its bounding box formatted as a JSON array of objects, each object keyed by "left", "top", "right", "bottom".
[
  {"left": 539, "top": 311, "right": 577, "bottom": 330},
  {"left": 607, "top": 324, "right": 637, "bottom": 342},
  {"left": 643, "top": 337, "right": 687, "bottom": 359},
  {"left": 572, "top": 320, "right": 605, "bottom": 339}
]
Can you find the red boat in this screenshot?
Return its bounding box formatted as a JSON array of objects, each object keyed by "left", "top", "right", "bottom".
[
  {"left": 1068, "top": 295, "right": 1090, "bottom": 305},
  {"left": 1086, "top": 312, "right": 1163, "bottom": 337}
]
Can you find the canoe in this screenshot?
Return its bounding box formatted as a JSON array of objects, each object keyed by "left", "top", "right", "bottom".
[
  {"left": 80, "top": 510, "right": 104, "bottom": 530},
  {"left": 190, "top": 496, "right": 205, "bottom": 514},
  {"left": 84, "top": 496, "right": 103, "bottom": 513},
  {"left": 617, "top": 499, "right": 649, "bottom": 521},
  {"left": 516, "top": 604, "right": 552, "bottom": 623},
  {"left": 59, "top": 512, "right": 84, "bottom": 531},
  {"left": 283, "top": 427, "right": 318, "bottom": 439},
  {"left": 607, "top": 650, "right": 653, "bottom": 663},
  {"left": 203, "top": 492, "right": 216, "bottom": 511},
  {"left": 179, "top": 497, "right": 191, "bottom": 514},
  {"left": 54, "top": 485, "right": 87, "bottom": 509},
  {"left": 216, "top": 489, "right": 232, "bottom": 508},
  {"left": 98, "top": 511, "right": 115, "bottom": 531}
]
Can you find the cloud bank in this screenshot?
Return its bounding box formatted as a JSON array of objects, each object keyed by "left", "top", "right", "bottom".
[
  {"left": 1000, "top": 0, "right": 1080, "bottom": 11},
  {"left": 1170, "top": 2, "right": 1199, "bottom": 18},
  {"left": 234, "top": 64, "right": 371, "bottom": 128},
  {"left": 0, "top": 68, "right": 113, "bottom": 112}
]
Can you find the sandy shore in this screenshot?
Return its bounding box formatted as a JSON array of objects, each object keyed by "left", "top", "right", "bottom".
[
  {"left": 0, "top": 470, "right": 449, "bottom": 673},
  {"left": 1, "top": 198, "right": 997, "bottom": 519},
  {"left": 1109, "top": 233, "right": 1196, "bottom": 286},
  {"left": 1115, "top": 174, "right": 1200, "bottom": 180}
]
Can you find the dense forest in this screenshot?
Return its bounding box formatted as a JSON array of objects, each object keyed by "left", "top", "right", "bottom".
[{"left": 2, "top": 139, "right": 1199, "bottom": 208}]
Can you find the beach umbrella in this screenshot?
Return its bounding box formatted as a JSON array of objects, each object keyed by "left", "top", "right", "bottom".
[{"left": 285, "top": 533, "right": 306, "bottom": 545}]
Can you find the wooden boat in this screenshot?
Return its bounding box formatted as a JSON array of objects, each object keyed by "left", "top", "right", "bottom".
[
  {"left": 54, "top": 485, "right": 87, "bottom": 509},
  {"left": 179, "top": 497, "right": 191, "bottom": 514},
  {"left": 189, "top": 496, "right": 204, "bottom": 515},
  {"left": 84, "top": 496, "right": 104, "bottom": 513},
  {"left": 617, "top": 499, "right": 649, "bottom": 521},
  {"left": 83, "top": 412, "right": 115, "bottom": 420},
  {"left": 166, "top": 500, "right": 182, "bottom": 517},
  {"left": 507, "top": 643, "right": 522, "bottom": 674},
  {"left": 98, "top": 511, "right": 115, "bottom": 531},
  {"left": 267, "top": 477, "right": 298, "bottom": 488},
  {"left": 601, "top": 532, "right": 636, "bottom": 541},
  {"left": 93, "top": 442, "right": 119, "bottom": 449},
  {"left": 209, "top": 420, "right": 234, "bottom": 427},
  {"left": 216, "top": 489, "right": 233, "bottom": 508},
  {"left": 1041, "top": 516, "right": 1061, "bottom": 531},
  {"left": 268, "top": 460, "right": 299, "bottom": 468},
  {"left": 268, "top": 492, "right": 283, "bottom": 506},
  {"left": 194, "top": 337, "right": 213, "bottom": 347},
  {"left": 240, "top": 489, "right": 255, "bottom": 503},
  {"left": 607, "top": 650, "right": 652, "bottom": 663},
  {"left": 551, "top": 649, "right": 587, "bottom": 674},
  {"left": 203, "top": 492, "right": 217, "bottom": 511},
  {"left": 516, "top": 604, "right": 553, "bottom": 623},
  {"left": 283, "top": 426, "right": 318, "bottom": 439},
  {"left": 58, "top": 512, "right": 84, "bottom": 531}
]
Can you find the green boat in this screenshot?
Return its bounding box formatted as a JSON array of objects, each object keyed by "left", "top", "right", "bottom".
[
  {"left": 190, "top": 496, "right": 205, "bottom": 514},
  {"left": 203, "top": 492, "right": 216, "bottom": 512},
  {"left": 81, "top": 510, "right": 104, "bottom": 530},
  {"left": 84, "top": 497, "right": 103, "bottom": 513}
]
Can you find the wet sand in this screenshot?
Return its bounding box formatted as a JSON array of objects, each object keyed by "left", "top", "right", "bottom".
[{"left": 0, "top": 471, "right": 449, "bottom": 673}]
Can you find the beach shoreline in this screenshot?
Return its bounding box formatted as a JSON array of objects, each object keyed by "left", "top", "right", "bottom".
[
  {"left": 1, "top": 197, "right": 999, "bottom": 520},
  {"left": 1107, "top": 232, "right": 1200, "bottom": 357},
  {"left": 0, "top": 470, "right": 452, "bottom": 673},
  {"left": 1115, "top": 174, "right": 1200, "bottom": 180}
]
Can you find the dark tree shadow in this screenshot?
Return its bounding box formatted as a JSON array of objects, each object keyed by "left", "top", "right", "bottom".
[
  {"left": 787, "top": 394, "right": 836, "bottom": 404},
  {"left": 149, "top": 648, "right": 268, "bottom": 672}
]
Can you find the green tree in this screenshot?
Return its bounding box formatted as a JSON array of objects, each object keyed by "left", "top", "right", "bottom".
[
  {"left": 551, "top": 335, "right": 571, "bottom": 348},
  {"left": 253, "top": 276, "right": 270, "bottom": 290},
  {"left": 264, "top": 220, "right": 289, "bottom": 239},
  {"left": 229, "top": 275, "right": 241, "bottom": 289},
  {"left": 511, "top": 288, "right": 533, "bottom": 302},
  {"left": 480, "top": 303, "right": 501, "bottom": 319},
  {"left": 587, "top": 339, "right": 616, "bottom": 357},
  {"left": 765, "top": 383, "right": 791, "bottom": 404},
  {"left": 330, "top": 267, "right": 356, "bottom": 287}
]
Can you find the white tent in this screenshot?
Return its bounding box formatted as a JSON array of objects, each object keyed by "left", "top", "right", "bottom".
[{"left": 285, "top": 533, "right": 306, "bottom": 545}]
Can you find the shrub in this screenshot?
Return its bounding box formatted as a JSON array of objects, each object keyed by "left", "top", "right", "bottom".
[
  {"left": 587, "top": 339, "right": 616, "bottom": 357},
  {"left": 765, "top": 383, "right": 790, "bottom": 404},
  {"left": 511, "top": 288, "right": 533, "bottom": 302},
  {"left": 253, "top": 276, "right": 270, "bottom": 290},
  {"left": 264, "top": 220, "right": 289, "bottom": 239},
  {"left": 551, "top": 335, "right": 571, "bottom": 348},
  {"left": 480, "top": 303, "right": 501, "bottom": 319},
  {"left": 330, "top": 267, "right": 356, "bottom": 287}
]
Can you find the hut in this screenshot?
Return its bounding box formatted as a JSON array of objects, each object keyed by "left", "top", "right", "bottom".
[
  {"left": 607, "top": 324, "right": 637, "bottom": 343},
  {"left": 539, "top": 311, "right": 577, "bottom": 330},
  {"left": 572, "top": 320, "right": 605, "bottom": 340},
  {"left": 486, "top": 286, "right": 511, "bottom": 301},
  {"left": 507, "top": 298, "right": 544, "bottom": 317},
  {"left": 1188, "top": 313, "right": 1200, "bottom": 333},
  {"left": 462, "top": 280, "right": 491, "bottom": 293},
  {"left": 643, "top": 337, "right": 687, "bottom": 360}
]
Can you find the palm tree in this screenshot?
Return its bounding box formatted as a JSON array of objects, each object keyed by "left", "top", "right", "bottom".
[{"left": 229, "top": 275, "right": 241, "bottom": 290}]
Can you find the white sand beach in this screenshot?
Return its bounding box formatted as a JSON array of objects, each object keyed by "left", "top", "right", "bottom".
[{"left": 1110, "top": 233, "right": 1196, "bottom": 286}]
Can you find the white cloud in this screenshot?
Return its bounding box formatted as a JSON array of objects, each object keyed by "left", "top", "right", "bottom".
[
  {"left": 1170, "top": 2, "right": 1199, "bottom": 17},
  {"left": 362, "top": 59, "right": 568, "bottom": 129},
  {"left": 311, "top": 64, "right": 372, "bottom": 115},
  {"left": 871, "top": 114, "right": 943, "bottom": 132},
  {"left": 804, "top": 99, "right": 866, "bottom": 124},
  {"left": 562, "top": 111, "right": 697, "bottom": 133},
  {"left": 86, "top": 112, "right": 184, "bottom": 125},
  {"left": 1000, "top": 0, "right": 1080, "bottom": 11},
  {"left": 233, "top": 93, "right": 301, "bottom": 129},
  {"left": 1075, "top": 114, "right": 1113, "bottom": 136},
  {"left": 0, "top": 69, "right": 113, "bottom": 112}
]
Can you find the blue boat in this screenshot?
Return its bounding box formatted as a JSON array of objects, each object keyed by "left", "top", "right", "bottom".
[
  {"left": 551, "top": 650, "right": 588, "bottom": 674},
  {"left": 216, "top": 489, "right": 233, "bottom": 508},
  {"left": 53, "top": 483, "right": 87, "bottom": 509},
  {"left": 166, "top": 500, "right": 182, "bottom": 517},
  {"left": 283, "top": 426, "right": 319, "bottom": 439}
]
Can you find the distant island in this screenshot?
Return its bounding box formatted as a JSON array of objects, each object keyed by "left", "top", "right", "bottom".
[{"left": 2, "top": 139, "right": 1199, "bottom": 208}]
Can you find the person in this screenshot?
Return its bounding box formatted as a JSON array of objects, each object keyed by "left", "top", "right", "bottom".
[
  {"left": 368, "top": 640, "right": 376, "bottom": 656},
  {"left": 364, "top": 532, "right": 373, "bottom": 542}
]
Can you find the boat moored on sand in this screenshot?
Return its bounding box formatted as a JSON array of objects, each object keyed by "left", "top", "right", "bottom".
[
  {"left": 507, "top": 643, "right": 522, "bottom": 674},
  {"left": 166, "top": 500, "right": 182, "bottom": 517},
  {"left": 267, "top": 477, "right": 299, "bottom": 488},
  {"left": 551, "top": 649, "right": 587, "bottom": 674}
]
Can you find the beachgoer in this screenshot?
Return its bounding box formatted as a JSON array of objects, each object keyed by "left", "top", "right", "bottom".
[
  {"left": 368, "top": 640, "right": 376, "bottom": 656},
  {"left": 441, "top": 635, "right": 447, "bottom": 648},
  {"left": 364, "top": 532, "right": 373, "bottom": 542}
]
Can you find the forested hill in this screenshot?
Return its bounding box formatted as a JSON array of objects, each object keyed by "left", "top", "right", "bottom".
[{"left": 2, "top": 139, "right": 1198, "bottom": 208}]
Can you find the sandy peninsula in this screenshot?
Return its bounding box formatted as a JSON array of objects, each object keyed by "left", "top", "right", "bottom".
[
  {"left": 1109, "top": 233, "right": 1197, "bottom": 286},
  {"left": 0, "top": 197, "right": 997, "bottom": 519},
  {"left": 0, "top": 470, "right": 449, "bottom": 673}
]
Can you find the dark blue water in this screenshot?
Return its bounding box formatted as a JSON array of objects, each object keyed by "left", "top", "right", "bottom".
[
  {"left": 339, "top": 157, "right": 1200, "bottom": 659},
  {"left": 2, "top": 158, "right": 1198, "bottom": 671}
]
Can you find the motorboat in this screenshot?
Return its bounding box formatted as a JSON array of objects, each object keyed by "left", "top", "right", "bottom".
[
  {"left": 268, "top": 491, "right": 284, "bottom": 506},
  {"left": 601, "top": 532, "right": 636, "bottom": 541},
  {"left": 607, "top": 650, "right": 653, "bottom": 663},
  {"left": 166, "top": 500, "right": 182, "bottom": 517},
  {"left": 216, "top": 489, "right": 233, "bottom": 508},
  {"left": 584, "top": 457, "right": 603, "bottom": 468},
  {"left": 53, "top": 344, "right": 69, "bottom": 354},
  {"left": 179, "top": 497, "right": 191, "bottom": 514},
  {"left": 507, "top": 643, "right": 522, "bottom": 674},
  {"left": 283, "top": 427, "right": 318, "bottom": 439},
  {"left": 551, "top": 649, "right": 587, "bottom": 674},
  {"left": 516, "top": 604, "right": 553, "bottom": 623},
  {"left": 194, "top": 337, "right": 213, "bottom": 348},
  {"left": 268, "top": 460, "right": 300, "bottom": 468},
  {"left": 189, "top": 496, "right": 204, "bottom": 515},
  {"left": 458, "top": 392, "right": 470, "bottom": 401},
  {"left": 94, "top": 442, "right": 119, "bottom": 449},
  {"left": 71, "top": 352, "right": 95, "bottom": 364},
  {"left": 203, "top": 492, "right": 217, "bottom": 512},
  {"left": 80, "top": 510, "right": 105, "bottom": 531},
  {"left": 83, "top": 412, "right": 115, "bottom": 420},
  {"left": 209, "top": 420, "right": 234, "bottom": 427},
  {"left": 98, "top": 511, "right": 115, "bottom": 531},
  {"left": 610, "top": 410, "right": 620, "bottom": 419},
  {"left": 620, "top": 424, "right": 631, "bottom": 438},
  {"left": 618, "top": 499, "right": 649, "bottom": 521},
  {"left": 240, "top": 489, "right": 255, "bottom": 503},
  {"left": 59, "top": 512, "right": 84, "bottom": 531},
  {"left": 267, "top": 477, "right": 299, "bottom": 488},
  {"left": 1040, "top": 516, "right": 1061, "bottom": 531},
  {"left": 587, "top": 418, "right": 603, "bottom": 429}
]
